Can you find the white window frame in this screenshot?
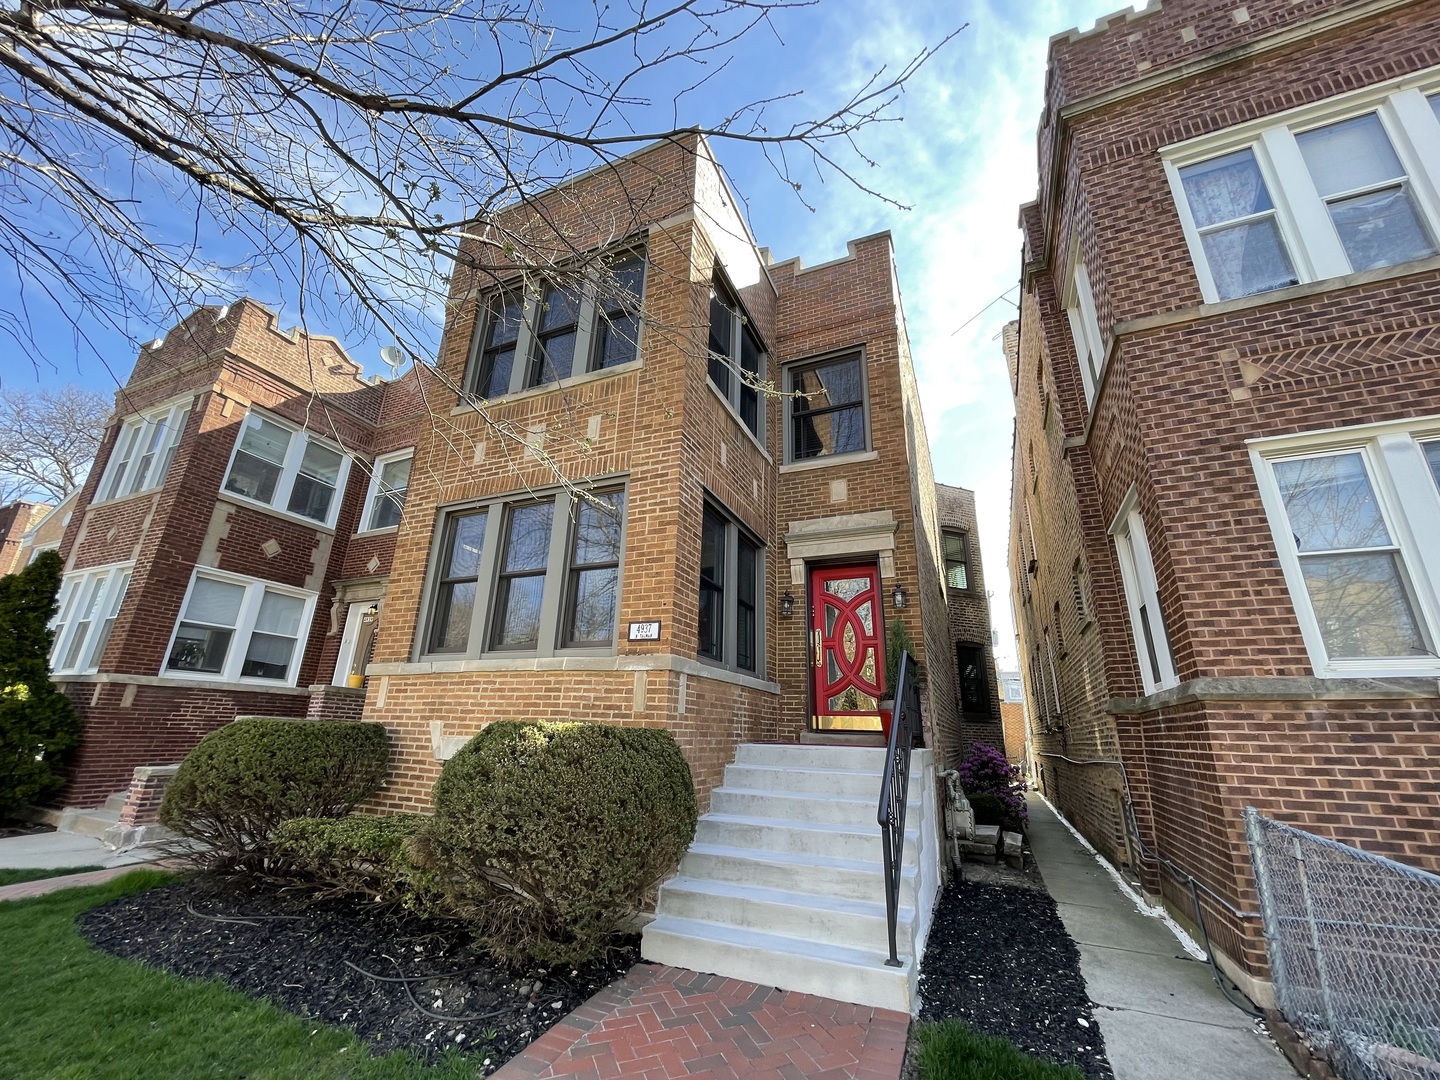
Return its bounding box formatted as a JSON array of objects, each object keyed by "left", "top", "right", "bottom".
[
  {"left": 466, "top": 243, "right": 648, "bottom": 400},
  {"left": 163, "top": 569, "right": 317, "bottom": 687},
  {"left": 1064, "top": 260, "right": 1106, "bottom": 407},
  {"left": 1110, "top": 489, "right": 1179, "bottom": 694},
  {"left": 358, "top": 448, "right": 414, "bottom": 534},
  {"left": 95, "top": 397, "right": 193, "bottom": 504},
  {"left": 50, "top": 563, "right": 132, "bottom": 675},
  {"left": 1249, "top": 415, "right": 1440, "bottom": 678},
  {"left": 1164, "top": 69, "right": 1440, "bottom": 304},
  {"left": 220, "top": 409, "right": 351, "bottom": 529}
]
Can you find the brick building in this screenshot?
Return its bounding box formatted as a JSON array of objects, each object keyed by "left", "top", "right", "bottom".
[
  {"left": 935, "top": 483, "right": 1004, "bottom": 754},
  {"left": 1010, "top": 0, "right": 1440, "bottom": 1001},
  {"left": 47, "top": 134, "right": 960, "bottom": 816},
  {"left": 0, "top": 500, "right": 50, "bottom": 576}
]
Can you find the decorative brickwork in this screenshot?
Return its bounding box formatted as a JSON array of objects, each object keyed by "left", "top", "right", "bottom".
[{"left": 1011, "top": 0, "right": 1440, "bottom": 989}]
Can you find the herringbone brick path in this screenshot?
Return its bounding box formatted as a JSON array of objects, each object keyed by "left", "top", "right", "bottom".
[{"left": 492, "top": 964, "right": 908, "bottom": 1080}]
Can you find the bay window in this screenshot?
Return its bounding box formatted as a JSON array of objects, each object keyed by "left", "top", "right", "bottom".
[
  {"left": 697, "top": 498, "right": 762, "bottom": 675},
  {"left": 96, "top": 398, "right": 192, "bottom": 503},
  {"left": 706, "top": 273, "right": 766, "bottom": 441},
  {"left": 50, "top": 564, "right": 131, "bottom": 675}
]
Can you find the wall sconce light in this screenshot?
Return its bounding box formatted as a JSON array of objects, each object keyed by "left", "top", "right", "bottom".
[
  {"left": 780, "top": 591, "right": 795, "bottom": 617},
  {"left": 892, "top": 584, "right": 907, "bottom": 609}
]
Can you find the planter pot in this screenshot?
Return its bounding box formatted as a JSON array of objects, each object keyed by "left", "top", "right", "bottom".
[{"left": 878, "top": 699, "right": 894, "bottom": 741}]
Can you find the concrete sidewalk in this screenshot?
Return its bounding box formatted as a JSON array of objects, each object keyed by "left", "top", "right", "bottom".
[
  {"left": 0, "top": 829, "right": 157, "bottom": 871},
  {"left": 1025, "top": 795, "right": 1295, "bottom": 1080}
]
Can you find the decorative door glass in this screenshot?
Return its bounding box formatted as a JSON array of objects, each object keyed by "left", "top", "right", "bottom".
[{"left": 809, "top": 564, "right": 885, "bottom": 731}]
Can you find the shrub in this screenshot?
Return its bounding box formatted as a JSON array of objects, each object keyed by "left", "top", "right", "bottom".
[
  {"left": 957, "top": 742, "right": 1027, "bottom": 832},
  {"left": 428, "top": 721, "right": 697, "bottom": 968},
  {"left": 0, "top": 552, "right": 80, "bottom": 818},
  {"left": 274, "top": 814, "right": 437, "bottom": 907},
  {"left": 159, "top": 718, "right": 391, "bottom": 868},
  {"left": 883, "top": 617, "right": 917, "bottom": 698}
]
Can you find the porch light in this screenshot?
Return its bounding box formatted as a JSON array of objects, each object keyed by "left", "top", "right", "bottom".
[
  {"left": 892, "top": 584, "right": 907, "bottom": 609},
  {"left": 780, "top": 590, "right": 795, "bottom": 617}
]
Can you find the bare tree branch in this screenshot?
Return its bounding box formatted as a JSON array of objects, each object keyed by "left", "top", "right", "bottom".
[{"left": 0, "top": 385, "right": 109, "bottom": 501}]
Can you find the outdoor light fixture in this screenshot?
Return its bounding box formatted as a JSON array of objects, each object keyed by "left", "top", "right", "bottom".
[
  {"left": 780, "top": 590, "right": 795, "bottom": 617},
  {"left": 892, "top": 584, "right": 907, "bottom": 609}
]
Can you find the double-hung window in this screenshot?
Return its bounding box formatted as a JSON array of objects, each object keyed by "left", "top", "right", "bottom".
[
  {"left": 1166, "top": 75, "right": 1440, "bottom": 303},
  {"left": 706, "top": 274, "right": 766, "bottom": 441},
  {"left": 467, "top": 246, "right": 647, "bottom": 399},
  {"left": 697, "top": 499, "right": 762, "bottom": 675},
  {"left": 943, "top": 532, "right": 969, "bottom": 590},
  {"left": 1250, "top": 418, "right": 1440, "bottom": 676},
  {"left": 786, "top": 351, "right": 869, "bottom": 462},
  {"left": 165, "top": 571, "right": 315, "bottom": 685},
  {"left": 96, "top": 399, "right": 192, "bottom": 503},
  {"left": 956, "top": 643, "right": 988, "bottom": 714},
  {"left": 359, "top": 449, "right": 413, "bottom": 532},
  {"left": 422, "top": 485, "right": 627, "bottom": 657},
  {"left": 1064, "top": 262, "right": 1107, "bottom": 407},
  {"left": 1110, "top": 491, "right": 1179, "bottom": 694},
  {"left": 222, "top": 412, "right": 348, "bottom": 527},
  {"left": 50, "top": 564, "right": 131, "bottom": 674}
]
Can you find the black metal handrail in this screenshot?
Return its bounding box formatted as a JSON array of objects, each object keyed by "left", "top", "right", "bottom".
[{"left": 877, "top": 649, "right": 920, "bottom": 968}]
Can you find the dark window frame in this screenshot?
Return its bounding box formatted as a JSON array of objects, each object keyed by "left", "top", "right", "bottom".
[
  {"left": 697, "top": 496, "right": 764, "bottom": 676},
  {"left": 783, "top": 348, "right": 872, "bottom": 464},
  {"left": 943, "top": 531, "right": 969, "bottom": 590},
  {"left": 466, "top": 243, "right": 648, "bottom": 400},
  {"left": 705, "top": 270, "right": 767, "bottom": 443},
  {"left": 418, "top": 482, "right": 629, "bottom": 660},
  {"left": 956, "top": 642, "right": 990, "bottom": 716}
]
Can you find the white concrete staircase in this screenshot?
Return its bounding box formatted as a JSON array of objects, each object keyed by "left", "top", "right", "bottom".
[
  {"left": 641, "top": 743, "right": 940, "bottom": 1014},
  {"left": 54, "top": 790, "right": 128, "bottom": 840}
]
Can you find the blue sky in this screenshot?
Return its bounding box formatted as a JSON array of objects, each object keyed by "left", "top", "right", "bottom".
[{"left": 0, "top": 0, "right": 1133, "bottom": 668}]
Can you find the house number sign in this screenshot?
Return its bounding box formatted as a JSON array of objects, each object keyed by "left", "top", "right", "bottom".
[{"left": 627, "top": 621, "right": 662, "bottom": 642}]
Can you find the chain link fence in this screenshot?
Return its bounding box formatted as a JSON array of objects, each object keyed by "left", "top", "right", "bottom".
[{"left": 1246, "top": 809, "right": 1440, "bottom": 1080}]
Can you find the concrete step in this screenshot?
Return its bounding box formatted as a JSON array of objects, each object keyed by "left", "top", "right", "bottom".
[
  {"left": 709, "top": 787, "right": 912, "bottom": 828},
  {"left": 722, "top": 762, "right": 923, "bottom": 801},
  {"left": 657, "top": 875, "right": 913, "bottom": 954},
  {"left": 103, "top": 790, "right": 130, "bottom": 814},
  {"left": 679, "top": 841, "right": 919, "bottom": 905},
  {"left": 641, "top": 915, "right": 914, "bottom": 1014},
  {"left": 695, "top": 813, "right": 919, "bottom": 865},
  {"left": 56, "top": 807, "right": 119, "bottom": 840},
  {"left": 734, "top": 744, "right": 887, "bottom": 771}
]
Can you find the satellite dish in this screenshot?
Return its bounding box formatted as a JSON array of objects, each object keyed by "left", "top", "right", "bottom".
[{"left": 379, "top": 345, "right": 405, "bottom": 374}]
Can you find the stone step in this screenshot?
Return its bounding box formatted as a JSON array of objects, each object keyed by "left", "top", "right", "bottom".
[
  {"left": 734, "top": 744, "right": 888, "bottom": 771},
  {"left": 641, "top": 915, "right": 914, "bottom": 1014},
  {"left": 695, "top": 814, "right": 920, "bottom": 866},
  {"left": 678, "top": 842, "right": 919, "bottom": 906},
  {"left": 722, "top": 762, "right": 921, "bottom": 801},
  {"left": 656, "top": 875, "right": 913, "bottom": 954},
  {"left": 708, "top": 787, "right": 915, "bottom": 828},
  {"left": 56, "top": 807, "right": 119, "bottom": 841},
  {"left": 103, "top": 790, "right": 130, "bottom": 814}
]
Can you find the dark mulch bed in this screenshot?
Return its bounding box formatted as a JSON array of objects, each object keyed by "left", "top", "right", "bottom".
[
  {"left": 918, "top": 871, "right": 1113, "bottom": 1080},
  {"left": 0, "top": 818, "right": 54, "bottom": 838},
  {"left": 78, "top": 872, "right": 639, "bottom": 1072}
]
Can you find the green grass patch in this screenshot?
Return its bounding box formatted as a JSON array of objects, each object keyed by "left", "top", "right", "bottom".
[
  {"left": 0, "top": 869, "right": 478, "bottom": 1078},
  {"left": 0, "top": 866, "right": 105, "bottom": 886},
  {"left": 914, "top": 1019, "right": 1087, "bottom": 1080}
]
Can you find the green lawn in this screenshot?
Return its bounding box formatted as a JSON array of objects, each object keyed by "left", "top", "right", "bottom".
[
  {"left": 914, "top": 1019, "right": 1087, "bottom": 1080},
  {"left": 0, "top": 866, "right": 104, "bottom": 886},
  {"left": 0, "top": 870, "right": 479, "bottom": 1079}
]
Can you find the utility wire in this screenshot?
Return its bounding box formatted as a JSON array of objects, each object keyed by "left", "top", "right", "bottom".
[{"left": 949, "top": 285, "right": 1020, "bottom": 338}]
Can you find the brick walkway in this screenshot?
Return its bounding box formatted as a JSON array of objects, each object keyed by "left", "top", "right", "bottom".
[{"left": 492, "top": 964, "right": 909, "bottom": 1080}]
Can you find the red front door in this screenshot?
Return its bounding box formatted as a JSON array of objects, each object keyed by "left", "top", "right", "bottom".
[{"left": 809, "top": 564, "right": 885, "bottom": 731}]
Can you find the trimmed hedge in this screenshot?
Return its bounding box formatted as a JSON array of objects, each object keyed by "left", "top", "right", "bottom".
[
  {"left": 159, "top": 718, "right": 391, "bottom": 868},
  {"left": 429, "top": 721, "right": 697, "bottom": 968},
  {"left": 274, "top": 814, "right": 435, "bottom": 907}
]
